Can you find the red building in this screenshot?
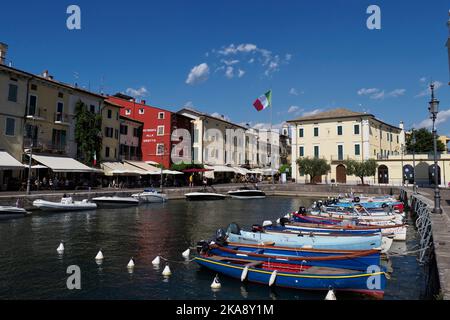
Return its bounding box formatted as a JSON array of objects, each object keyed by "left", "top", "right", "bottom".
[{"left": 107, "top": 94, "right": 192, "bottom": 169}]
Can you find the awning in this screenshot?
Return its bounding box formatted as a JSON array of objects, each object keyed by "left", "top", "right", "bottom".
[
  {"left": 101, "top": 162, "right": 149, "bottom": 176},
  {"left": 148, "top": 169, "right": 184, "bottom": 175},
  {"left": 31, "top": 154, "right": 98, "bottom": 173},
  {"left": 204, "top": 165, "right": 237, "bottom": 173},
  {"left": 125, "top": 161, "right": 160, "bottom": 173},
  {"left": 233, "top": 167, "right": 251, "bottom": 175},
  {"left": 0, "top": 151, "right": 25, "bottom": 169}
]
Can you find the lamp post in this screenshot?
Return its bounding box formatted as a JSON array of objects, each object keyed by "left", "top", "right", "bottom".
[
  {"left": 411, "top": 130, "right": 417, "bottom": 192},
  {"left": 428, "top": 83, "right": 442, "bottom": 214}
]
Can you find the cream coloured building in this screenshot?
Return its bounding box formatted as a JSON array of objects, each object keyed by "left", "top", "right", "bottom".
[
  {"left": 101, "top": 101, "right": 121, "bottom": 162},
  {"left": 288, "top": 108, "right": 405, "bottom": 184}
]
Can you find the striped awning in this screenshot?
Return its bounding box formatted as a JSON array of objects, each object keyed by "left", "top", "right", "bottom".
[{"left": 101, "top": 162, "right": 149, "bottom": 176}]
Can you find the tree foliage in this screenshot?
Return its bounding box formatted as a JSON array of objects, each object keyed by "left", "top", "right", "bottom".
[
  {"left": 278, "top": 164, "right": 292, "bottom": 177},
  {"left": 74, "top": 100, "right": 102, "bottom": 166},
  {"left": 406, "top": 128, "right": 446, "bottom": 153},
  {"left": 170, "top": 162, "right": 204, "bottom": 172},
  {"left": 344, "top": 159, "right": 377, "bottom": 185},
  {"left": 296, "top": 157, "right": 330, "bottom": 184}
]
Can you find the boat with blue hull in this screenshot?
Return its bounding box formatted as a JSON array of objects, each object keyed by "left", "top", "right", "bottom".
[
  {"left": 225, "top": 224, "right": 392, "bottom": 252},
  {"left": 265, "top": 225, "right": 381, "bottom": 236},
  {"left": 194, "top": 255, "right": 387, "bottom": 299},
  {"left": 198, "top": 241, "right": 381, "bottom": 271}
]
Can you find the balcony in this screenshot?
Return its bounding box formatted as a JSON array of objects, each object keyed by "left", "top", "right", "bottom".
[
  {"left": 26, "top": 108, "right": 45, "bottom": 121},
  {"left": 54, "top": 112, "right": 71, "bottom": 125},
  {"left": 23, "top": 138, "right": 68, "bottom": 155}
]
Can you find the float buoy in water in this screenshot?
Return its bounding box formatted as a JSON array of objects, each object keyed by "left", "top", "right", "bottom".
[
  {"left": 152, "top": 256, "right": 161, "bottom": 265},
  {"left": 269, "top": 270, "right": 277, "bottom": 287},
  {"left": 162, "top": 264, "right": 172, "bottom": 276},
  {"left": 211, "top": 274, "right": 221, "bottom": 289},
  {"left": 127, "top": 258, "right": 135, "bottom": 269},
  {"left": 182, "top": 249, "right": 190, "bottom": 258},
  {"left": 241, "top": 266, "right": 249, "bottom": 282},
  {"left": 57, "top": 242, "right": 64, "bottom": 254},
  {"left": 95, "top": 250, "right": 104, "bottom": 261}
]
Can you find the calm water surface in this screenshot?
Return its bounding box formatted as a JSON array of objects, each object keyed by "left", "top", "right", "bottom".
[{"left": 0, "top": 196, "right": 425, "bottom": 300}]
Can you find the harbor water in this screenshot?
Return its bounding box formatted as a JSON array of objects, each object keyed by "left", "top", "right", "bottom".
[{"left": 0, "top": 196, "right": 426, "bottom": 300}]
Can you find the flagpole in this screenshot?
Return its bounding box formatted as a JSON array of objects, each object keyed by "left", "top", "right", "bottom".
[{"left": 270, "top": 89, "right": 274, "bottom": 185}]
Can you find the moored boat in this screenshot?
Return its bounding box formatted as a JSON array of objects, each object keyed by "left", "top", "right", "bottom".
[
  {"left": 33, "top": 197, "right": 97, "bottom": 212},
  {"left": 0, "top": 206, "right": 29, "bottom": 219},
  {"left": 185, "top": 192, "right": 227, "bottom": 201},
  {"left": 194, "top": 255, "right": 386, "bottom": 298},
  {"left": 227, "top": 188, "right": 266, "bottom": 199},
  {"left": 132, "top": 189, "right": 168, "bottom": 203},
  {"left": 91, "top": 196, "right": 139, "bottom": 208}
]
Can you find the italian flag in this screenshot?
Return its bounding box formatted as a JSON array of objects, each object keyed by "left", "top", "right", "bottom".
[
  {"left": 93, "top": 151, "right": 97, "bottom": 166},
  {"left": 253, "top": 90, "right": 272, "bottom": 111}
]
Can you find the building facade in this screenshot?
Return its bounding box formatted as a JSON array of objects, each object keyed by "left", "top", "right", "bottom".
[
  {"left": 101, "top": 101, "right": 122, "bottom": 162},
  {"left": 119, "top": 116, "right": 143, "bottom": 161},
  {"left": 288, "top": 108, "right": 404, "bottom": 184}
]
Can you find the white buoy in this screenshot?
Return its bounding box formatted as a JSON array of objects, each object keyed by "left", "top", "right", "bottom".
[
  {"left": 211, "top": 274, "right": 221, "bottom": 289},
  {"left": 325, "top": 288, "right": 337, "bottom": 300},
  {"left": 182, "top": 249, "right": 190, "bottom": 258},
  {"left": 162, "top": 264, "right": 172, "bottom": 276},
  {"left": 276, "top": 218, "right": 281, "bottom": 224},
  {"left": 127, "top": 258, "right": 135, "bottom": 269},
  {"left": 262, "top": 220, "right": 272, "bottom": 227},
  {"left": 56, "top": 242, "right": 64, "bottom": 254},
  {"left": 95, "top": 250, "right": 104, "bottom": 261},
  {"left": 241, "top": 266, "right": 249, "bottom": 282},
  {"left": 152, "top": 256, "right": 161, "bottom": 265},
  {"left": 269, "top": 270, "right": 277, "bottom": 287}
]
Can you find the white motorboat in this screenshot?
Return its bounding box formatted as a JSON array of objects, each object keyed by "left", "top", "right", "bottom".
[
  {"left": 91, "top": 196, "right": 139, "bottom": 208},
  {"left": 227, "top": 187, "right": 266, "bottom": 199},
  {"left": 0, "top": 206, "right": 29, "bottom": 219},
  {"left": 33, "top": 197, "right": 97, "bottom": 212},
  {"left": 185, "top": 192, "right": 227, "bottom": 201},
  {"left": 132, "top": 189, "right": 168, "bottom": 203}
]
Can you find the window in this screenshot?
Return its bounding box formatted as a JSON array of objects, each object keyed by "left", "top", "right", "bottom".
[
  {"left": 299, "top": 146, "right": 304, "bottom": 157},
  {"left": 355, "top": 144, "right": 361, "bottom": 156},
  {"left": 314, "top": 146, "right": 319, "bottom": 158},
  {"left": 337, "top": 125, "right": 343, "bottom": 136},
  {"left": 31, "top": 84, "right": 37, "bottom": 91},
  {"left": 90, "top": 105, "right": 96, "bottom": 113},
  {"left": 120, "top": 125, "right": 128, "bottom": 135},
  {"left": 104, "top": 127, "right": 113, "bottom": 138},
  {"left": 116, "top": 112, "right": 119, "bottom": 120},
  {"left": 133, "top": 127, "right": 139, "bottom": 137},
  {"left": 105, "top": 147, "right": 110, "bottom": 158},
  {"left": 314, "top": 127, "right": 319, "bottom": 137},
  {"left": 299, "top": 128, "right": 304, "bottom": 138},
  {"left": 397, "top": 135, "right": 399, "bottom": 143},
  {"left": 52, "top": 129, "right": 67, "bottom": 150},
  {"left": 56, "top": 102, "right": 64, "bottom": 121},
  {"left": 139, "top": 108, "right": 145, "bottom": 115},
  {"left": 338, "top": 145, "right": 343, "bottom": 160},
  {"left": 28, "top": 95, "right": 37, "bottom": 115},
  {"left": 107, "top": 109, "right": 112, "bottom": 119},
  {"left": 158, "top": 112, "right": 165, "bottom": 119},
  {"left": 115, "top": 129, "right": 119, "bottom": 139},
  {"left": 354, "top": 124, "right": 360, "bottom": 135},
  {"left": 156, "top": 144, "right": 165, "bottom": 155},
  {"left": 58, "top": 92, "right": 64, "bottom": 98},
  {"left": 5, "top": 118, "right": 15, "bottom": 136},
  {"left": 157, "top": 125, "right": 164, "bottom": 136},
  {"left": 390, "top": 133, "right": 393, "bottom": 142},
  {"left": 125, "top": 109, "right": 131, "bottom": 115},
  {"left": 8, "top": 84, "right": 18, "bottom": 102}
]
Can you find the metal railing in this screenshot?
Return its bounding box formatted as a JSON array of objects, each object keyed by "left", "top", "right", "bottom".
[{"left": 54, "top": 112, "right": 71, "bottom": 124}]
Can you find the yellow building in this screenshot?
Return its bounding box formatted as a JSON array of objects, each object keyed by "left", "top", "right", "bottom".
[
  {"left": 288, "top": 108, "right": 404, "bottom": 184},
  {"left": 101, "top": 101, "right": 122, "bottom": 162}
]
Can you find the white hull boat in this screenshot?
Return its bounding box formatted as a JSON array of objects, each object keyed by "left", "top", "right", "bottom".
[
  {"left": 0, "top": 206, "right": 29, "bottom": 218},
  {"left": 185, "top": 192, "right": 227, "bottom": 201},
  {"left": 33, "top": 198, "right": 97, "bottom": 212},
  {"left": 132, "top": 190, "right": 168, "bottom": 203},
  {"left": 227, "top": 188, "right": 266, "bottom": 199},
  {"left": 92, "top": 196, "right": 139, "bottom": 208}
]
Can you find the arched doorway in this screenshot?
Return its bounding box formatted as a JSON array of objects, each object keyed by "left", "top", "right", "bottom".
[
  {"left": 336, "top": 164, "right": 347, "bottom": 184},
  {"left": 403, "top": 165, "right": 414, "bottom": 184},
  {"left": 378, "top": 165, "right": 389, "bottom": 184},
  {"left": 429, "top": 164, "right": 441, "bottom": 185}
]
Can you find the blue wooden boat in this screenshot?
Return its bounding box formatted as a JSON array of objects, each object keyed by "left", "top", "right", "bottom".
[
  {"left": 194, "top": 255, "right": 387, "bottom": 298},
  {"left": 265, "top": 224, "right": 381, "bottom": 236},
  {"left": 199, "top": 241, "right": 381, "bottom": 271},
  {"left": 225, "top": 223, "right": 391, "bottom": 252}
]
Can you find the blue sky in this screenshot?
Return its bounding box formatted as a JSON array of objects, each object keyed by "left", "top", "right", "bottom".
[{"left": 1, "top": 0, "right": 449, "bottom": 133}]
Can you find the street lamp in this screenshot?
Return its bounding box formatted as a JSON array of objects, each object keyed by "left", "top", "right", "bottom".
[
  {"left": 411, "top": 129, "right": 416, "bottom": 192},
  {"left": 428, "top": 83, "right": 442, "bottom": 214}
]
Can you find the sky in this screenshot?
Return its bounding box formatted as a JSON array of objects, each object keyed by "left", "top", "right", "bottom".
[{"left": 1, "top": 0, "right": 449, "bottom": 133}]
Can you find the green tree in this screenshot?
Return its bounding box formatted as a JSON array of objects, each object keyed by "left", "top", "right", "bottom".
[
  {"left": 170, "top": 162, "right": 204, "bottom": 172},
  {"left": 406, "top": 128, "right": 445, "bottom": 153},
  {"left": 278, "top": 164, "right": 291, "bottom": 178},
  {"left": 296, "top": 157, "right": 330, "bottom": 184},
  {"left": 344, "top": 159, "right": 377, "bottom": 185},
  {"left": 74, "top": 100, "right": 102, "bottom": 166}
]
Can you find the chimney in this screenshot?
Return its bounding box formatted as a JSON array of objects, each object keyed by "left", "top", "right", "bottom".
[
  {"left": 0, "top": 42, "right": 8, "bottom": 65},
  {"left": 141, "top": 100, "right": 146, "bottom": 105},
  {"left": 42, "top": 70, "right": 49, "bottom": 78}
]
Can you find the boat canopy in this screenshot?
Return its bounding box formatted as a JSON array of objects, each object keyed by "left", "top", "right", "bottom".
[
  {"left": 0, "top": 151, "right": 25, "bottom": 170},
  {"left": 31, "top": 154, "right": 100, "bottom": 173}
]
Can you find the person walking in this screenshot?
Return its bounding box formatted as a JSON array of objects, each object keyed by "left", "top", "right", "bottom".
[{"left": 189, "top": 173, "right": 194, "bottom": 188}]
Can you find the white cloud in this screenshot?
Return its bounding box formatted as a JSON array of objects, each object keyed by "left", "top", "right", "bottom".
[
  {"left": 358, "top": 88, "right": 380, "bottom": 96},
  {"left": 186, "top": 63, "right": 210, "bottom": 85},
  {"left": 420, "top": 77, "right": 427, "bottom": 83},
  {"left": 125, "top": 86, "right": 148, "bottom": 98},
  {"left": 285, "top": 53, "right": 292, "bottom": 61},
  {"left": 248, "top": 58, "right": 255, "bottom": 63},
  {"left": 288, "top": 106, "right": 300, "bottom": 113},
  {"left": 387, "top": 89, "right": 406, "bottom": 97},
  {"left": 218, "top": 43, "right": 258, "bottom": 55},
  {"left": 222, "top": 59, "right": 239, "bottom": 66},
  {"left": 251, "top": 122, "right": 285, "bottom": 130},
  {"left": 289, "top": 88, "right": 299, "bottom": 96},
  {"left": 210, "top": 112, "right": 230, "bottom": 122},
  {"left": 225, "top": 66, "right": 234, "bottom": 79},
  {"left": 415, "top": 81, "right": 443, "bottom": 98},
  {"left": 237, "top": 69, "right": 245, "bottom": 78},
  {"left": 302, "top": 109, "right": 323, "bottom": 117},
  {"left": 370, "top": 90, "right": 385, "bottom": 100},
  {"left": 414, "top": 109, "right": 450, "bottom": 129},
  {"left": 358, "top": 87, "right": 405, "bottom": 100},
  {"left": 184, "top": 101, "right": 194, "bottom": 108}
]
